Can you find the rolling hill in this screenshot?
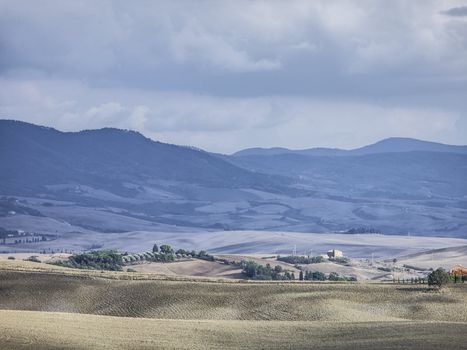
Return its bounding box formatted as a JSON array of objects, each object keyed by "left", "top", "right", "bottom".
[
  {"left": 0, "top": 119, "right": 466, "bottom": 240},
  {"left": 233, "top": 137, "right": 467, "bottom": 157}
]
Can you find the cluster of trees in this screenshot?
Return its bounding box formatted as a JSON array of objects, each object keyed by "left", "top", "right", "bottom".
[
  {"left": 277, "top": 255, "right": 324, "bottom": 264},
  {"left": 122, "top": 250, "right": 175, "bottom": 263},
  {"left": 299, "top": 270, "right": 357, "bottom": 281},
  {"left": 55, "top": 250, "right": 123, "bottom": 271},
  {"left": 394, "top": 268, "right": 465, "bottom": 289},
  {"left": 427, "top": 268, "right": 461, "bottom": 289},
  {"left": 241, "top": 260, "right": 295, "bottom": 280},
  {"left": 173, "top": 248, "right": 215, "bottom": 262},
  {"left": 329, "top": 257, "right": 350, "bottom": 265},
  {"left": 0, "top": 227, "right": 18, "bottom": 238},
  {"left": 13, "top": 236, "right": 46, "bottom": 244},
  {"left": 393, "top": 277, "right": 428, "bottom": 284},
  {"left": 24, "top": 255, "right": 41, "bottom": 263},
  {"left": 345, "top": 227, "right": 382, "bottom": 234},
  {"left": 122, "top": 244, "right": 215, "bottom": 264},
  {"left": 301, "top": 270, "right": 325, "bottom": 281},
  {"left": 0, "top": 227, "right": 47, "bottom": 245}
]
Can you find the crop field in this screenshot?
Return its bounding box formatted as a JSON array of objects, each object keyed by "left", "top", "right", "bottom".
[
  {"left": 129, "top": 259, "right": 244, "bottom": 278},
  {"left": 1, "top": 310, "right": 467, "bottom": 350},
  {"left": 0, "top": 261, "right": 466, "bottom": 349}
]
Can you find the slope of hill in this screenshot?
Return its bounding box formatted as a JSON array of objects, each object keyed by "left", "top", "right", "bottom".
[
  {"left": 0, "top": 266, "right": 466, "bottom": 349},
  {"left": 228, "top": 151, "right": 467, "bottom": 198},
  {"left": 0, "top": 120, "right": 283, "bottom": 196},
  {"left": 3, "top": 310, "right": 467, "bottom": 350},
  {"left": 1, "top": 119, "right": 466, "bottom": 238}
]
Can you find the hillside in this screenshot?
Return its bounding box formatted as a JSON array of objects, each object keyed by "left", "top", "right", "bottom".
[
  {"left": 1, "top": 120, "right": 467, "bottom": 238},
  {"left": 228, "top": 151, "right": 467, "bottom": 198},
  {"left": 0, "top": 266, "right": 466, "bottom": 349},
  {"left": 0, "top": 120, "right": 282, "bottom": 195},
  {"left": 1, "top": 267, "right": 466, "bottom": 322},
  {"left": 2, "top": 311, "right": 466, "bottom": 350}
]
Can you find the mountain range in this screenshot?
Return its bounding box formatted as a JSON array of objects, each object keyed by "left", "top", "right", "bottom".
[{"left": 1, "top": 119, "right": 466, "bottom": 238}]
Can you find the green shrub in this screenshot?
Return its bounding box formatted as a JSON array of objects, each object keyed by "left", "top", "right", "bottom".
[
  {"left": 428, "top": 268, "right": 450, "bottom": 289},
  {"left": 54, "top": 250, "right": 123, "bottom": 271},
  {"left": 241, "top": 260, "right": 294, "bottom": 280},
  {"left": 25, "top": 256, "right": 41, "bottom": 263},
  {"left": 160, "top": 245, "right": 174, "bottom": 254},
  {"left": 277, "top": 255, "right": 324, "bottom": 265}
]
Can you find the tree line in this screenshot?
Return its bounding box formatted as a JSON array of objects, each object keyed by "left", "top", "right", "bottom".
[
  {"left": 277, "top": 255, "right": 324, "bottom": 264},
  {"left": 241, "top": 260, "right": 295, "bottom": 280}
]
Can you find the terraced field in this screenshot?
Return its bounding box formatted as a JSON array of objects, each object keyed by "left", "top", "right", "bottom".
[{"left": 0, "top": 262, "right": 466, "bottom": 349}]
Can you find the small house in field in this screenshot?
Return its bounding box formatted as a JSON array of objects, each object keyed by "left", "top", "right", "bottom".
[{"left": 327, "top": 249, "right": 343, "bottom": 259}]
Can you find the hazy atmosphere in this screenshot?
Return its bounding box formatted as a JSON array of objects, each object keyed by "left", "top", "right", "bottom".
[
  {"left": 1, "top": 2, "right": 467, "bottom": 349},
  {"left": 1, "top": 0, "right": 467, "bottom": 152}
]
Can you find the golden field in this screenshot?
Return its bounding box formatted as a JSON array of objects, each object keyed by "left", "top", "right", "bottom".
[
  {"left": 0, "top": 260, "right": 466, "bottom": 349},
  {"left": 1, "top": 311, "right": 467, "bottom": 350}
]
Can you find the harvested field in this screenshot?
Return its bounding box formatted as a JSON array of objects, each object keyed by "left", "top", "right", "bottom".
[
  {"left": 130, "top": 259, "right": 243, "bottom": 278},
  {"left": 0, "top": 253, "right": 70, "bottom": 263},
  {"left": 1, "top": 310, "right": 467, "bottom": 350},
  {"left": 1, "top": 267, "right": 466, "bottom": 322},
  {"left": 1, "top": 261, "right": 466, "bottom": 349},
  {"left": 394, "top": 245, "right": 467, "bottom": 270}
]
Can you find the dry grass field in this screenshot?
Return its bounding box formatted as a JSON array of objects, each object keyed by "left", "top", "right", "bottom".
[
  {"left": 1, "top": 310, "right": 467, "bottom": 350},
  {"left": 129, "top": 259, "right": 243, "bottom": 278},
  {"left": 0, "top": 260, "right": 466, "bottom": 349}
]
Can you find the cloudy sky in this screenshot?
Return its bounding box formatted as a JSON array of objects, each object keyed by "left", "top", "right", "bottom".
[{"left": 1, "top": 0, "right": 466, "bottom": 153}]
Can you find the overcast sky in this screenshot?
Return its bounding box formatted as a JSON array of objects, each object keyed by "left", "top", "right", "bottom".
[{"left": 1, "top": 0, "right": 466, "bottom": 153}]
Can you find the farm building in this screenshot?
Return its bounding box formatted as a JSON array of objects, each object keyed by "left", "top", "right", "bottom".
[{"left": 327, "top": 249, "right": 343, "bottom": 258}]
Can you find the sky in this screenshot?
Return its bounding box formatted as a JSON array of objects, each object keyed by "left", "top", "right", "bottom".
[{"left": 0, "top": 0, "right": 466, "bottom": 153}]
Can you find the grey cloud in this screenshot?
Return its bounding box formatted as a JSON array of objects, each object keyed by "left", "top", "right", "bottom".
[
  {"left": 1, "top": 1, "right": 466, "bottom": 97},
  {"left": 1, "top": 77, "right": 466, "bottom": 153},
  {"left": 0, "top": 1, "right": 466, "bottom": 151},
  {"left": 442, "top": 6, "right": 467, "bottom": 17}
]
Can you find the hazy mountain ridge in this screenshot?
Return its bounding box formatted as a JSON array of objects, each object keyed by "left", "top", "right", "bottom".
[
  {"left": 233, "top": 137, "right": 467, "bottom": 157},
  {"left": 1, "top": 120, "right": 466, "bottom": 237},
  {"left": 0, "top": 120, "right": 287, "bottom": 195}
]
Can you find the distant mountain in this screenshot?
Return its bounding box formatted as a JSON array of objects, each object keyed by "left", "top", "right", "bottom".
[
  {"left": 1, "top": 119, "right": 466, "bottom": 238},
  {"left": 0, "top": 119, "right": 283, "bottom": 196},
  {"left": 233, "top": 137, "right": 467, "bottom": 157},
  {"left": 350, "top": 137, "right": 467, "bottom": 155},
  {"left": 228, "top": 151, "right": 467, "bottom": 198}
]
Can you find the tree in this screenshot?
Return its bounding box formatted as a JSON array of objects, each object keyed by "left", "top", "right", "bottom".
[
  {"left": 242, "top": 260, "right": 258, "bottom": 278},
  {"left": 299, "top": 270, "right": 304, "bottom": 281},
  {"left": 274, "top": 265, "right": 283, "bottom": 273},
  {"left": 160, "top": 244, "right": 173, "bottom": 254},
  {"left": 152, "top": 243, "right": 159, "bottom": 253},
  {"left": 428, "top": 268, "right": 450, "bottom": 289}
]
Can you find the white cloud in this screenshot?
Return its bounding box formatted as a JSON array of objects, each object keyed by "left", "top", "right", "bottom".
[
  {"left": 170, "top": 19, "right": 281, "bottom": 72},
  {"left": 1, "top": 77, "right": 465, "bottom": 153},
  {"left": 0, "top": 1, "right": 466, "bottom": 152},
  {"left": 1, "top": 0, "right": 466, "bottom": 78}
]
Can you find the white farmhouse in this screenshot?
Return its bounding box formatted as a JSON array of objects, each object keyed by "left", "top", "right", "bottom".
[{"left": 327, "top": 249, "right": 343, "bottom": 258}]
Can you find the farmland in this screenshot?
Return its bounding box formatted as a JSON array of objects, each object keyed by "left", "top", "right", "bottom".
[
  {"left": 0, "top": 261, "right": 466, "bottom": 349},
  {"left": 1, "top": 311, "right": 467, "bottom": 350}
]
